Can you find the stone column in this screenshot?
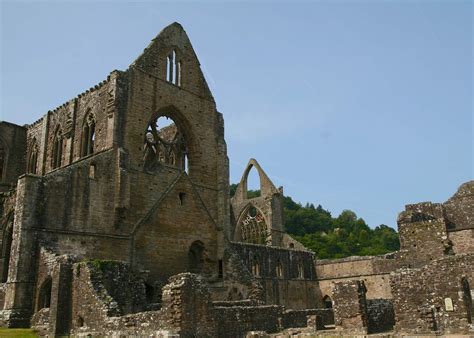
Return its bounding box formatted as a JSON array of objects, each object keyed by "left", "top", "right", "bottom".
[{"left": 332, "top": 280, "right": 368, "bottom": 334}]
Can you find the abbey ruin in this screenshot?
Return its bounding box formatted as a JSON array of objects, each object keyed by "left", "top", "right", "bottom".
[{"left": 0, "top": 23, "right": 472, "bottom": 337}]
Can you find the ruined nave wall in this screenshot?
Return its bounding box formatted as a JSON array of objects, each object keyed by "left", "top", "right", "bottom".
[
  {"left": 229, "top": 242, "right": 322, "bottom": 310},
  {"left": 316, "top": 255, "right": 398, "bottom": 300}
]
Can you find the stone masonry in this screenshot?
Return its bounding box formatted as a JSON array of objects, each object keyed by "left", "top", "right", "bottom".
[{"left": 0, "top": 22, "right": 472, "bottom": 337}]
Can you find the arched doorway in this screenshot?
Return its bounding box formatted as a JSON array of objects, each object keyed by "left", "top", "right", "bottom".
[
  {"left": 188, "top": 241, "right": 205, "bottom": 274},
  {"left": 462, "top": 277, "right": 473, "bottom": 324},
  {"left": 37, "top": 277, "right": 52, "bottom": 310},
  {"left": 323, "top": 295, "right": 333, "bottom": 309},
  {"left": 1, "top": 216, "right": 14, "bottom": 283}
]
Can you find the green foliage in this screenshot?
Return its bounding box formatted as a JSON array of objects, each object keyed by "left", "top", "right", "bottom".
[
  {"left": 87, "top": 259, "right": 118, "bottom": 272},
  {"left": 229, "top": 184, "right": 400, "bottom": 259}
]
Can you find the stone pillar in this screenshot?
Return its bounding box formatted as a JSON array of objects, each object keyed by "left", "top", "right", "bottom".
[
  {"left": 49, "top": 262, "right": 73, "bottom": 335},
  {"left": 332, "top": 280, "right": 368, "bottom": 334},
  {"left": 1, "top": 175, "right": 41, "bottom": 327},
  {"left": 160, "top": 273, "right": 216, "bottom": 336}
]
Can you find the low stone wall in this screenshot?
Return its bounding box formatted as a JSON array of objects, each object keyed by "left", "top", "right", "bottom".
[
  {"left": 214, "top": 305, "right": 282, "bottom": 337},
  {"left": 366, "top": 299, "right": 394, "bottom": 333},
  {"left": 281, "top": 309, "right": 334, "bottom": 329}
]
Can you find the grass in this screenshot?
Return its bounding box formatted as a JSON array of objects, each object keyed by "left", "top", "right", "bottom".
[{"left": 0, "top": 328, "right": 39, "bottom": 337}]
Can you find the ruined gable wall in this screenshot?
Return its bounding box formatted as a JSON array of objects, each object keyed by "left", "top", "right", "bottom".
[
  {"left": 123, "top": 24, "right": 228, "bottom": 232},
  {"left": 133, "top": 175, "right": 219, "bottom": 283}
]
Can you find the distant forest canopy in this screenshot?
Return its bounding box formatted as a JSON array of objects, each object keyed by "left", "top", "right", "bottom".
[{"left": 230, "top": 184, "right": 400, "bottom": 259}]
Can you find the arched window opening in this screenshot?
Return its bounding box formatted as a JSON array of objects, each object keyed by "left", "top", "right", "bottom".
[
  {"left": 76, "top": 316, "right": 84, "bottom": 327},
  {"left": 251, "top": 255, "right": 260, "bottom": 277},
  {"left": 297, "top": 263, "right": 304, "bottom": 279},
  {"left": 145, "top": 283, "right": 155, "bottom": 304},
  {"left": 184, "top": 153, "right": 189, "bottom": 174},
  {"left": 323, "top": 295, "right": 333, "bottom": 309},
  {"left": 28, "top": 140, "right": 39, "bottom": 174},
  {"left": 166, "top": 49, "right": 181, "bottom": 86},
  {"left": 246, "top": 166, "right": 261, "bottom": 199},
  {"left": 51, "top": 127, "right": 63, "bottom": 169},
  {"left": 81, "top": 113, "right": 96, "bottom": 157},
  {"left": 188, "top": 241, "right": 205, "bottom": 274},
  {"left": 143, "top": 115, "right": 187, "bottom": 172},
  {"left": 1, "top": 217, "right": 14, "bottom": 283},
  {"left": 237, "top": 206, "right": 268, "bottom": 245},
  {"left": 38, "top": 277, "right": 52, "bottom": 310},
  {"left": 288, "top": 243, "right": 295, "bottom": 249},
  {"left": 0, "top": 140, "right": 6, "bottom": 181},
  {"left": 275, "top": 259, "right": 283, "bottom": 278},
  {"left": 461, "top": 277, "right": 473, "bottom": 323}
]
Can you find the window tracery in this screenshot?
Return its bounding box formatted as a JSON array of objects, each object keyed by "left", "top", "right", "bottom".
[
  {"left": 143, "top": 116, "right": 187, "bottom": 171},
  {"left": 237, "top": 206, "right": 268, "bottom": 245}
]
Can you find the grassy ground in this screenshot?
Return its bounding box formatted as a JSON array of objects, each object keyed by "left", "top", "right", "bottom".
[{"left": 0, "top": 328, "right": 39, "bottom": 337}]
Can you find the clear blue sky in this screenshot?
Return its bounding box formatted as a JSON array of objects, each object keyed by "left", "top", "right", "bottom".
[{"left": 1, "top": 1, "right": 472, "bottom": 229}]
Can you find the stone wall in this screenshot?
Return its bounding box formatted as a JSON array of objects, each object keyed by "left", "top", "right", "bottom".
[
  {"left": 23, "top": 71, "right": 122, "bottom": 177},
  {"left": 281, "top": 309, "right": 334, "bottom": 329},
  {"left": 214, "top": 305, "right": 282, "bottom": 337},
  {"left": 316, "top": 254, "right": 398, "bottom": 300},
  {"left": 390, "top": 254, "right": 474, "bottom": 335},
  {"left": 366, "top": 299, "right": 395, "bottom": 333},
  {"left": 444, "top": 181, "right": 474, "bottom": 231},
  {"left": 449, "top": 229, "right": 474, "bottom": 254},
  {"left": 0, "top": 122, "right": 26, "bottom": 192},
  {"left": 229, "top": 242, "right": 322, "bottom": 309}
]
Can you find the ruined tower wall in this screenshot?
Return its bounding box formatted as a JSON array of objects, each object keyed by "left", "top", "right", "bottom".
[
  {"left": 390, "top": 254, "right": 474, "bottom": 334},
  {"left": 449, "top": 229, "right": 474, "bottom": 254}
]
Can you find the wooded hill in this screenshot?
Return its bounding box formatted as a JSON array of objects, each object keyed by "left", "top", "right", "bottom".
[{"left": 230, "top": 184, "right": 400, "bottom": 259}]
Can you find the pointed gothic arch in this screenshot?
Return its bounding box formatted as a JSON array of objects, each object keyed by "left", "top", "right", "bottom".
[
  {"left": 143, "top": 106, "right": 194, "bottom": 174},
  {"left": 233, "top": 159, "right": 280, "bottom": 203},
  {"left": 27, "top": 138, "right": 39, "bottom": 174},
  {"left": 81, "top": 111, "right": 96, "bottom": 157},
  {"left": 51, "top": 126, "right": 63, "bottom": 169},
  {"left": 235, "top": 204, "right": 269, "bottom": 245},
  {"left": 1, "top": 214, "right": 14, "bottom": 283},
  {"left": 37, "top": 277, "right": 52, "bottom": 310},
  {"left": 166, "top": 48, "right": 182, "bottom": 86}
]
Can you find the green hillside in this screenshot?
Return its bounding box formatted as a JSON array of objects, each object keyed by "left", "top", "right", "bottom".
[{"left": 230, "top": 184, "right": 400, "bottom": 259}]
